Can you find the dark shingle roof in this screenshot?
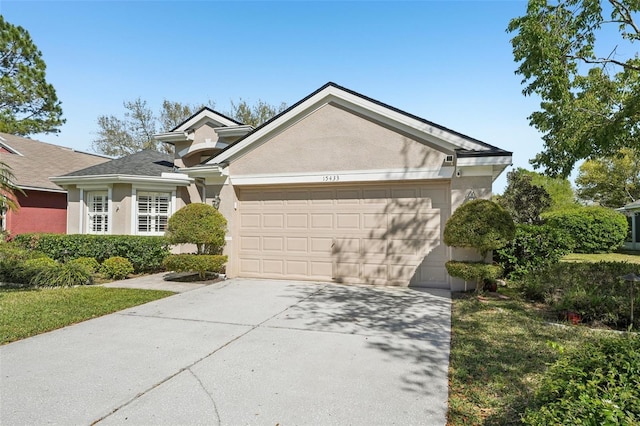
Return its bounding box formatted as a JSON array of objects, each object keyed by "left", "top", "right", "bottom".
[{"left": 63, "top": 150, "right": 174, "bottom": 177}]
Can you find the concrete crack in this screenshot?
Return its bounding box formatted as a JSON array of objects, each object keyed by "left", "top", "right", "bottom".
[{"left": 188, "top": 368, "right": 221, "bottom": 425}]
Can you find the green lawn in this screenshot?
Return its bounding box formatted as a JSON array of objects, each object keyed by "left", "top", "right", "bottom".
[
  {"left": 562, "top": 251, "right": 640, "bottom": 264},
  {"left": 0, "top": 286, "right": 174, "bottom": 345},
  {"left": 447, "top": 289, "right": 607, "bottom": 425}
]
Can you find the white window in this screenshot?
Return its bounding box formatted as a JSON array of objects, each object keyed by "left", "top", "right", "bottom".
[
  {"left": 137, "top": 192, "right": 170, "bottom": 235},
  {"left": 87, "top": 191, "right": 109, "bottom": 234}
]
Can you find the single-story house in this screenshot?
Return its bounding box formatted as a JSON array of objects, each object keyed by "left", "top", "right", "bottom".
[
  {"left": 0, "top": 133, "right": 110, "bottom": 236},
  {"left": 52, "top": 83, "right": 512, "bottom": 290}
]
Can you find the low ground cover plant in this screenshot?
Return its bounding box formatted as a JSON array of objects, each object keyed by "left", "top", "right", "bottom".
[
  {"left": 522, "top": 334, "right": 640, "bottom": 425},
  {"left": 517, "top": 261, "right": 639, "bottom": 329}
]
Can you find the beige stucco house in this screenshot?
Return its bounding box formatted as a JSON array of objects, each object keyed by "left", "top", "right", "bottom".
[{"left": 52, "top": 83, "right": 512, "bottom": 290}]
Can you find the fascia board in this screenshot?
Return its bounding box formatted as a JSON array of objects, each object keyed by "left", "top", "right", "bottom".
[
  {"left": 0, "top": 141, "right": 22, "bottom": 156},
  {"left": 174, "top": 110, "right": 238, "bottom": 132},
  {"left": 154, "top": 131, "right": 191, "bottom": 144},
  {"left": 50, "top": 174, "right": 193, "bottom": 187},
  {"left": 178, "top": 165, "right": 225, "bottom": 178},
  {"left": 457, "top": 155, "right": 512, "bottom": 167},
  {"left": 215, "top": 125, "right": 254, "bottom": 137},
  {"left": 17, "top": 185, "right": 66, "bottom": 194}
]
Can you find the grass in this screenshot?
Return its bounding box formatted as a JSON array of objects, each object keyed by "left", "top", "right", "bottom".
[
  {"left": 447, "top": 288, "right": 609, "bottom": 425},
  {"left": 0, "top": 286, "right": 174, "bottom": 345},
  {"left": 562, "top": 250, "right": 640, "bottom": 264}
]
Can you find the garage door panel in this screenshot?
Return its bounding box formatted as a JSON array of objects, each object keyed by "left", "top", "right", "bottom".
[
  {"left": 286, "top": 213, "right": 308, "bottom": 228},
  {"left": 336, "top": 213, "right": 360, "bottom": 229},
  {"left": 237, "top": 184, "right": 449, "bottom": 287},
  {"left": 263, "top": 236, "right": 284, "bottom": 252}
]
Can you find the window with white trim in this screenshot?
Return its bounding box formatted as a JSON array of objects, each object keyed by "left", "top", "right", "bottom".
[
  {"left": 87, "top": 191, "right": 109, "bottom": 234},
  {"left": 137, "top": 192, "right": 170, "bottom": 234}
]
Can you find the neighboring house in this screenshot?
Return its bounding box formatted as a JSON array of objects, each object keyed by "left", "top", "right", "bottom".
[
  {"left": 0, "top": 133, "right": 109, "bottom": 236},
  {"left": 618, "top": 200, "right": 640, "bottom": 250},
  {"left": 52, "top": 83, "right": 512, "bottom": 290}
]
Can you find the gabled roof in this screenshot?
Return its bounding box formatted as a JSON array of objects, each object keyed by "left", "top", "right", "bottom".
[
  {"left": 206, "top": 82, "right": 512, "bottom": 165},
  {"left": 0, "top": 133, "right": 109, "bottom": 192},
  {"left": 61, "top": 150, "right": 174, "bottom": 177},
  {"left": 172, "top": 107, "right": 244, "bottom": 132}
]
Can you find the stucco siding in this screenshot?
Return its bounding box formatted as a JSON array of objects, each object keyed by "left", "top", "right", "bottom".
[{"left": 232, "top": 103, "right": 449, "bottom": 175}]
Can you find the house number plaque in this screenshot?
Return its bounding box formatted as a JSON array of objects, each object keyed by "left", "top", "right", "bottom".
[{"left": 322, "top": 175, "right": 340, "bottom": 182}]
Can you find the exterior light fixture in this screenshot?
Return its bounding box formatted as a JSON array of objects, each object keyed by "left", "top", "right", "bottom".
[
  {"left": 212, "top": 195, "right": 221, "bottom": 210},
  {"left": 621, "top": 273, "right": 640, "bottom": 329},
  {"left": 464, "top": 190, "right": 477, "bottom": 203}
]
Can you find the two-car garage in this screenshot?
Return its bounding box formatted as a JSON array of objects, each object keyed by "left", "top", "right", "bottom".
[{"left": 235, "top": 182, "right": 450, "bottom": 288}]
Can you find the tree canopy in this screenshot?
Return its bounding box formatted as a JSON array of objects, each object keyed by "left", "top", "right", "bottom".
[
  {"left": 0, "top": 16, "right": 64, "bottom": 135},
  {"left": 165, "top": 203, "right": 227, "bottom": 255},
  {"left": 576, "top": 147, "right": 640, "bottom": 207},
  {"left": 93, "top": 98, "right": 286, "bottom": 157},
  {"left": 495, "top": 169, "right": 552, "bottom": 224},
  {"left": 508, "top": 0, "right": 640, "bottom": 178}
]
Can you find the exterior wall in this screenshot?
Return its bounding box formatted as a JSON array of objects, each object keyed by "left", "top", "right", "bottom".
[
  {"left": 111, "top": 184, "right": 131, "bottom": 235},
  {"left": 5, "top": 190, "right": 67, "bottom": 235},
  {"left": 66, "top": 186, "right": 81, "bottom": 234},
  {"left": 232, "top": 103, "right": 449, "bottom": 175}
]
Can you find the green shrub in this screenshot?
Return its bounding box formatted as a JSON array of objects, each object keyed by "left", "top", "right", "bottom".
[
  {"left": 13, "top": 234, "right": 170, "bottom": 272},
  {"left": 544, "top": 206, "right": 628, "bottom": 253},
  {"left": 523, "top": 334, "right": 640, "bottom": 425},
  {"left": 517, "top": 262, "right": 639, "bottom": 328},
  {"left": 165, "top": 203, "right": 227, "bottom": 254},
  {"left": 494, "top": 224, "right": 575, "bottom": 280},
  {"left": 100, "top": 257, "right": 134, "bottom": 280},
  {"left": 0, "top": 244, "right": 48, "bottom": 284},
  {"left": 30, "top": 262, "right": 93, "bottom": 287},
  {"left": 163, "top": 254, "right": 227, "bottom": 279},
  {"left": 444, "top": 199, "right": 515, "bottom": 256},
  {"left": 67, "top": 257, "right": 100, "bottom": 274},
  {"left": 445, "top": 261, "right": 503, "bottom": 283}
]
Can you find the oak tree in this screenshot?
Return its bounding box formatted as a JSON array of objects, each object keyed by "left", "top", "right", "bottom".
[{"left": 508, "top": 0, "right": 640, "bottom": 177}]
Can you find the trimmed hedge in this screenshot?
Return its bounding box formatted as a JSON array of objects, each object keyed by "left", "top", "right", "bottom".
[
  {"left": 523, "top": 334, "right": 640, "bottom": 425},
  {"left": 163, "top": 254, "right": 227, "bottom": 279},
  {"left": 0, "top": 244, "right": 48, "bottom": 284},
  {"left": 517, "top": 261, "right": 640, "bottom": 329},
  {"left": 544, "top": 206, "right": 628, "bottom": 253},
  {"left": 494, "top": 224, "right": 574, "bottom": 280},
  {"left": 13, "top": 234, "right": 170, "bottom": 272},
  {"left": 445, "top": 261, "right": 503, "bottom": 283}
]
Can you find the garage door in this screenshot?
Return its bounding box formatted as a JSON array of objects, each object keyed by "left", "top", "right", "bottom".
[{"left": 236, "top": 183, "right": 450, "bottom": 288}]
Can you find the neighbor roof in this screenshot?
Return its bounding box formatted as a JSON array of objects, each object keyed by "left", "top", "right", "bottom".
[
  {"left": 62, "top": 150, "right": 174, "bottom": 177},
  {"left": 0, "top": 133, "right": 110, "bottom": 192}
]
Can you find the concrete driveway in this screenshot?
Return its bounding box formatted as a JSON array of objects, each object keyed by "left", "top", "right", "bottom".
[{"left": 0, "top": 278, "right": 451, "bottom": 425}]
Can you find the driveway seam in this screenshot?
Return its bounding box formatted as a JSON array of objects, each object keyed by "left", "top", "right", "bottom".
[
  {"left": 91, "top": 283, "right": 329, "bottom": 425},
  {"left": 117, "top": 312, "right": 256, "bottom": 328}
]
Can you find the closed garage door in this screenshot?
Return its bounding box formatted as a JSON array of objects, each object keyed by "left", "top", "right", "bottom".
[{"left": 236, "top": 182, "right": 450, "bottom": 288}]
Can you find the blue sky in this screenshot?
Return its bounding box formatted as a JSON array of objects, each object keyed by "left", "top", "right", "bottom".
[{"left": 1, "top": 0, "right": 546, "bottom": 193}]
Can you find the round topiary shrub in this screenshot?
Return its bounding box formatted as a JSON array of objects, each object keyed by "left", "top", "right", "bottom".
[
  {"left": 100, "top": 256, "right": 134, "bottom": 280},
  {"left": 544, "top": 206, "right": 628, "bottom": 253},
  {"left": 444, "top": 199, "right": 516, "bottom": 256},
  {"left": 165, "top": 203, "right": 227, "bottom": 254}
]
